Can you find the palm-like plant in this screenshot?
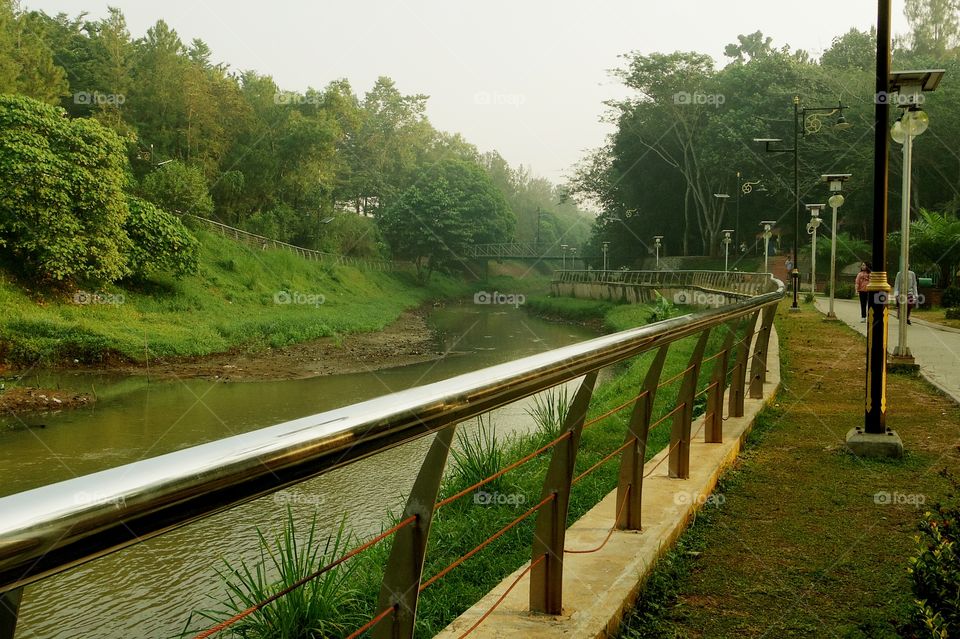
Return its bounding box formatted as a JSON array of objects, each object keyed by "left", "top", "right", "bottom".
[{"left": 912, "top": 209, "right": 960, "bottom": 288}]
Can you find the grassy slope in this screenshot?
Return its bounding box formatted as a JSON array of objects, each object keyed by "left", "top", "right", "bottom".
[
  {"left": 0, "top": 230, "right": 468, "bottom": 366},
  {"left": 617, "top": 298, "right": 960, "bottom": 638}
]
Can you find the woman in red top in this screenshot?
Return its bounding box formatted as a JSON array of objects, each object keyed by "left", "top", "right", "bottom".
[{"left": 855, "top": 262, "right": 871, "bottom": 322}]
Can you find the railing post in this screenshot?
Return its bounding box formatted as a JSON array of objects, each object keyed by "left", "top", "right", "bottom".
[
  {"left": 374, "top": 425, "right": 457, "bottom": 639},
  {"left": 705, "top": 327, "right": 735, "bottom": 443},
  {"left": 530, "top": 371, "right": 598, "bottom": 615},
  {"left": 729, "top": 310, "right": 760, "bottom": 418},
  {"left": 616, "top": 345, "right": 669, "bottom": 530},
  {"left": 669, "top": 330, "right": 711, "bottom": 479},
  {"left": 0, "top": 588, "right": 22, "bottom": 639},
  {"left": 749, "top": 304, "right": 777, "bottom": 399}
]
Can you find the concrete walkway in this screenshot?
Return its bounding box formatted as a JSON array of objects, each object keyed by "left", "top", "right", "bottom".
[{"left": 814, "top": 297, "right": 960, "bottom": 403}]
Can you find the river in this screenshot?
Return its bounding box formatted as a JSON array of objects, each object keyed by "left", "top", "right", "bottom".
[{"left": 0, "top": 303, "right": 599, "bottom": 638}]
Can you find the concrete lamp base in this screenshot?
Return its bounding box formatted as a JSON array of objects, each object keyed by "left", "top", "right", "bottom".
[
  {"left": 845, "top": 427, "right": 904, "bottom": 459},
  {"left": 888, "top": 353, "right": 920, "bottom": 374},
  {"left": 788, "top": 307, "right": 801, "bottom": 313},
  {"left": 824, "top": 313, "right": 839, "bottom": 321}
]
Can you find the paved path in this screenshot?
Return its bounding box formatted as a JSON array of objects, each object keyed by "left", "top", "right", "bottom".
[{"left": 814, "top": 297, "right": 960, "bottom": 403}]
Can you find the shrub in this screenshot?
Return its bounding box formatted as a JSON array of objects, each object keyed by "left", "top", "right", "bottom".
[
  {"left": 909, "top": 470, "right": 960, "bottom": 638},
  {"left": 0, "top": 94, "right": 131, "bottom": 282},
  {"left": 835, "top": 283, "right": 856, "bottom": 299},
  {"left": 647, "top": 291, "right": 678, "bottom": 323},
  {"left": 141, "top": 160, "right": 214, "bottom": 217},
  {"left": 124, "top": 196, "right": 200, "bottom": 279},
  {"left": 946, "top": 308, "right": 960, "bottom": 321},
  {"left": 942, "top": 286, "right": 960, "bottom": 309}
]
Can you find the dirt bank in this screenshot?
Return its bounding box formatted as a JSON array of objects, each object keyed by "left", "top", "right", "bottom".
[
  {"left": 112, "top": 308, "right": 443, "bottom": 382},
  {"left": 0, "top": 386, "right": 94, "bottom": 417}
]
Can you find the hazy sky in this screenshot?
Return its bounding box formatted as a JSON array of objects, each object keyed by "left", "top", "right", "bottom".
[{"left": 29, "top": 1, "right": 909, "bottom": 185}]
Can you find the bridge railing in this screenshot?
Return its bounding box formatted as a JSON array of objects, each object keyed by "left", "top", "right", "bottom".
[
  {"left": 553, "top": 269, "right": 773, "bottom": 298},
  {"left": 0, "top": 272, "right": 784, "bottom": 639}
]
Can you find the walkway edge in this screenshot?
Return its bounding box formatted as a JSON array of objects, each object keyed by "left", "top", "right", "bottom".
[{"left": 434, "top": 326, "right": 782, "bottom": 639}]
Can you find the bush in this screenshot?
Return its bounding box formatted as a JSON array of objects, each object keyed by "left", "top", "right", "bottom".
[
  {"left": 946, "top": 308, "right": 960, "bottom": 321},
  {"left": 124, "top": 196, "right": 200, "bottom": 279},
  {"left": 942, "top": 286, "right": 960, "bottom": 309},
  {"left": 141, "top": 160, "right": 214, "bottom": 217},
  {"left": 0, "top": 94, "right": 131, "bottom": 282},
  {"left": 804, "top": 292, "right": 816, "bottom": 304},
  {"left": 835, "top": 283, "right": 856, "bottom": 299},
  {"left": 909, "top": 470, "right": 960, "bottom": 638}
]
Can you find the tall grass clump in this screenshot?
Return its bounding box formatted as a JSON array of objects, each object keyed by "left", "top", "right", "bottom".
[
  {"left": 185, "top": 510, "right": 366, "bottom": 639},
  {"left": 525, "top": 385, "right": 570, "bottom": 445},
  {"left": 448, "top": 415, "right": 505, "bottom": 493}
]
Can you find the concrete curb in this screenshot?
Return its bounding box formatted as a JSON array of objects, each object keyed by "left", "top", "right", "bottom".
[{"left": 434, "top": 326, "right": 782, "bottom": 639}]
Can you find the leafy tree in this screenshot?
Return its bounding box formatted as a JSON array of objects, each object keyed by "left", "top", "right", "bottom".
[
  {"left": 141, "top": 160, "right": 214, "bottom": 217},
  {"left": 380, "top": 159, "right": 514, "bottom": 278},
  {"left": 904, "top": 0, "right": 960, "bottom": 57},
  {"left": 0, "top": 94, "right": 130, "bottom": 281},
  {"left": 124, "top": 195, "right": 199, "bottom": 278},
  {"left": 0, "top": 2, "right": 68, "bottom": 102}
]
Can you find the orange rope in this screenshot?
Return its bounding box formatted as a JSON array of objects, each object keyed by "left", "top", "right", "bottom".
[
  {"left": 456, "top": 554, "right": 547, "bottom": 639},
  {"left": 344, "top": 604, "right": 397, "bottom": 639},
  {"left": 435, "top": 433, "right": 570, "bottom": 511},
  {"left": 564, "top": 488, "right": 631, "bottom": 554},
  {"left": 582, "top": 390, "right": 647, "bottom": 430},
  {"left": 657, "top": 365, "right": 695, "bottom": 390},
  {"left": 191, "top": 515, "right": 416, "bottom": 638},
  {"left": 572, "top": 439, "right": 635, "bottom": 485},
  {"left": 694, "top": 380, "right": 718, "bottom": 399},
  {"left": 648, "top": 403, "right": 685, "bottom": 431},
  {"left": 420, "top": 494, "right": 555, "bottom": 592}
]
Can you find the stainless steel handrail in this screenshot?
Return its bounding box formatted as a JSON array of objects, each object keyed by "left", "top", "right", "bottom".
[{"left": 0, "top": 273, "right": 783, "bottom": 600}]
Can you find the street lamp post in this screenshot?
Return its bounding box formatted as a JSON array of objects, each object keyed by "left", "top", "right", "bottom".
[
  {"left": 736, "top": 173, "right": 763, "bottom": 252},
  {"left": 570, "top": 246, "right": 577, "bottom": 270},
  {"left": 755, "top": 98, "right": 850, "bottom": 312},
  {"left": 805, "top": 204, "right": 825, "bottom": 295},
  {"left": 602, "top": 241, "right": 610, "bottom": 272},
  {"left": 560, "top": 244, "right": 568, "bottom": 270},
  {"left": 889, "top": 69, "right": 944, "bottom": 366},
  {"left": 822, "top": 174, "right": 852, "bottom": 319},
  {"left": 721, "top": 229, "right": 734, "bottom": 272},
  {"left": 760, "top": 221, "right": 775, "bottom": 274},
  {"left": 653, "top": 236, "right": 663, "bottom": 269}
]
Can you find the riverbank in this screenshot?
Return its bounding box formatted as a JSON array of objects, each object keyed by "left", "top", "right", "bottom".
[
  {"left": 0, "top": 385, "right": 94, "bottom": 415},
  {"left": 0, "top": 230, "right": 469, "bottom": 371}
]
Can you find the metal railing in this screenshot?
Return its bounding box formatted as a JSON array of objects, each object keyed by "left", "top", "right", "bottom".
[
  {"left": 553, "top": 269, "right": 774, "bottom": 298},
  {"left": 463, "top": 242, "right": 568, "bottom": 259},
  {"left": 0, "top": 271, "right": 783, "bottom": 639},
  {"left": 184, "top": 214, "right": 408, "bottom": 272}
]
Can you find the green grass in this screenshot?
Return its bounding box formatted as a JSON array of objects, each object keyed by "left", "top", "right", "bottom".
[
  {"left": 525, "top": 295, "right": 618, "bottom": 322},
  {"left": 614, "top": 299, "right": 960, "bottom": 638},
  {"left": 0, "top": 231, "right": 469, "bottom": 366}
]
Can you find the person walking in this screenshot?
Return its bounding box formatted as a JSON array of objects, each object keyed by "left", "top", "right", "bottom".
[
  {"left": 893, "top": 268, "right": 919, "bottom": 325},
  {"left": 855, "top": 262, "right": 871, "bottom": 323}
]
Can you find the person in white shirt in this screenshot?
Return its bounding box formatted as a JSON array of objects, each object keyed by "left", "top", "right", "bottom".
[{"left": 893, "top": 269, "right": 919, "bottom": 325}]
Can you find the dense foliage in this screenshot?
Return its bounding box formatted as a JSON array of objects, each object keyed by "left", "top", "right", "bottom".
[
  {"left": 910, "top": 471, "right": 960, "bottom": 638},
  {"left": 0, "top": 0, "right": 592, "bottom": 265},
  {"left": 0, "top": 93, "right": 131, "bottom": 281}
]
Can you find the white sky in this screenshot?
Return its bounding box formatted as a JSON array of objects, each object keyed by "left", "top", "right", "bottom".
[{"left": 29, "top": 0, "right": 909, "bottom": 185}]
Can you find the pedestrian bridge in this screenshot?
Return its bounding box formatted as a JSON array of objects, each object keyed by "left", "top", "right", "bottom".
[
  {"left": 0, "top": 270, "right": 784, "bottom": 639},
  {"left": 463, "top": 242, "right": 585, "bottom": 260}
]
